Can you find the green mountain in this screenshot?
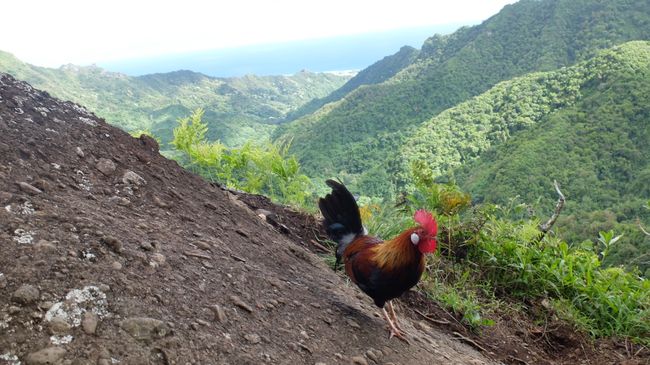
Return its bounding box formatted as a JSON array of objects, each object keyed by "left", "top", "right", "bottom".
[
  {"left": 402, "top": 41, "right": 650, "bottom": 272},
  {"left": 279, "top": 45, "right": 419, "bottom": 122},
  {"left": 0, "top": 50, "right": 352, "bottom": 147},
  {"left": 275, "top": 0, "right": 650, "bottom": 189}
]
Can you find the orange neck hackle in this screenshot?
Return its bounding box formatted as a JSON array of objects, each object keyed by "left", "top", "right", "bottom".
[{"left": 371, "top": 228, "right": 422, "bottom": 270}]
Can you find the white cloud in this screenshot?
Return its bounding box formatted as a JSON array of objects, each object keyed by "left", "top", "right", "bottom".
[{"left": 1, "top": 0, "right": 517, "bottom": 67}]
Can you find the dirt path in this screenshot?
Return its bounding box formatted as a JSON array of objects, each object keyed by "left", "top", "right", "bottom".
[{"left": 0, "top": 73, "right": 495, "bottom": 364}]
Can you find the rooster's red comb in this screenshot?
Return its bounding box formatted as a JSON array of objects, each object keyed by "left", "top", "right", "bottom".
[{"left": 414, "top": 209, "right": 437, "bottom": 236}]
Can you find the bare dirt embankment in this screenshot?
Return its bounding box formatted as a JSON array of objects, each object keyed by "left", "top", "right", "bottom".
[{"left": 0, "top": 73, "right": 492, "bottom": 364}]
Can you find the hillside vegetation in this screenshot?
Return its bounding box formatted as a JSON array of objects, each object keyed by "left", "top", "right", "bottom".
[
  {"left": 0, "top": 50, "right": 351, "bottom": 147},
  {"left": 275, "top": 0, "right": 650, "bottom": 188},
  {"left": 399, "top": 41, "right": 650, "bottom": 274}
]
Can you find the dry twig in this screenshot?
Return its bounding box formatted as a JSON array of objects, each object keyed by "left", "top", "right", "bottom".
[{"left": 533, "top": 180, "right": 565, "bottom": 244}]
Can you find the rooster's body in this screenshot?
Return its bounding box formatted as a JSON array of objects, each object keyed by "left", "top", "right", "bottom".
[{"left": 319, "top": 180, "right": 437, "bottom": 339}]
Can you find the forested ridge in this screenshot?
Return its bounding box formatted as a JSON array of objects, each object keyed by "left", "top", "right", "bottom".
[{"left": 0, "top": 50, "right": 351, "bottom": 147}]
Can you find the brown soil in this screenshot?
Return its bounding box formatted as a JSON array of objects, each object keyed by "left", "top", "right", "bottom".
[{"left": 0, "top": 73, "right": 646, "bottom": 365}]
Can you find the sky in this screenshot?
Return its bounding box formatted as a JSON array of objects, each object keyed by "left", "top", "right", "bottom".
[{"left": 1, "top": 0, "right": 518, "bottom": 68}]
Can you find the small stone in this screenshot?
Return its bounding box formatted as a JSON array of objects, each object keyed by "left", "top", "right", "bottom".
[
  {"left": 111, "top": 196, "right": 131, "bottom": 206},
  {"left": 101, "top": 236, "right": 123, "bottom": 253},
  {"left": 211, "top": 304, "right": 227, "bottom": 323},
  {"left": 153, "top": 195, "right": 169, "bottom": 208},
  {"left": 350, "top": 356, "right": 368, "bottom": 365},
  {"left": 0, "top": 191, "right": 12, "bottom": 204},
  {"left": 346, "top": 318, "right": 360, "bottom": 329},
  {"left": 34, "top": 239, "right": 57, "bottom": 253},
  {"left": 75, "top": 147, "right": 85, "bottom": 158},
  {"left": 82, "top": 311, "right": 98, "bottom": 334},
  {"left": 120, "top": 317, "right": 169, "bottom": 342},
  {"left": 8, "top": 306, "right": 21, "bottom": 314},
  {"left": 111, "top": 261, "right": 122, "bottom": 270},
  {"left": 195, "top": 241, "right": 211, "bottom": 251},
  {"left": 122, "top": 170, "right": 146, "bottom": 186},
  {"left": 300, "top": 330, "right": 309, "bottom": 340},
  {"left": 33, "top": 179, "right": 51, "bottom": 192},
  {"left": 25, "top": 346, "right": 66, "bottom": 365},
  {"left": 244, "top": 333, "right": 261, "bottom": 344},
  {"left": 48, "top": 316, "right": 71, "bottom": 334},
  {"left": 139, "top": 241, "right": 154, "bottom": 251},
  {"left": 230, "top": 295, "right": 253, "bottom": 313},
  {"left": 12, "top": 284, "right": 40, "bottom": 304},
  {"left": 97, "top": 283, "right": 111, "bottom": 292},
  {"left": 95, "top": 158, "right": 116, "bottom": 176},
  {"left": 366, "top": 349, "right": 381, "bottom": 363},
  {"left": 150, "top": 253, "right": 166, "bottom": 265},
  {"left": 17, "top": 182, "right": 42, "bottom": 195}
]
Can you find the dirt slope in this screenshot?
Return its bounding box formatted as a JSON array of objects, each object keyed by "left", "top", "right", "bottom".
[{"left": 0, "top": 73, "right": 494, "bottom": 364}]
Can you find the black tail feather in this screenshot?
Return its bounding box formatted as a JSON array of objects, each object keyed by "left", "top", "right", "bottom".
[{"left": 318, "top": 180, "right": 363, "bottom": 266}]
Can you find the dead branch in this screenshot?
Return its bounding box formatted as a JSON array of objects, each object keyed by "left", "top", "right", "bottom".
[
  {"left": 414, "top": 308, "right": 452, "bottom": 325},
  {"left": 533, "top": 180, "right": 565, "bottom": 244},
  {"left": 638, "top": 220, "right": 650, "bottom": 237},
  {"left": 452, "top": 331, "right": 489, "bottom": 353}
]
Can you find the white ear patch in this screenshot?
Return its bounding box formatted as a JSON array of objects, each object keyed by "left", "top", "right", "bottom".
[{"left": 410, "top": 233, "right": 420, "bottom": 245}]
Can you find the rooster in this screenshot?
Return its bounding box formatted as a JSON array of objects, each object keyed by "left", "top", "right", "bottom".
[{"left": 319, "top": 179, "right": 437, "bottom": 340}]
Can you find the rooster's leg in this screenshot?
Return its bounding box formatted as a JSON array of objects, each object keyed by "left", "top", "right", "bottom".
[
  {"left": 387, "top": 301, "right": 404, "bottom": 332},
  {"left": 382, "top": 307, "right": 408, "bottom": 342}
]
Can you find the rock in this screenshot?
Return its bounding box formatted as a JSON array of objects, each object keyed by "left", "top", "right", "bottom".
[
  {"left": 366, "top": 349, "right": 382, "bottom": 363},
  {"left": 82, "top": 311, "right": 98, "bottom": 334},
  {"left": 139, "top": 241, "right": 154, "bottom": 251},
  {"left": 33, "top": 179, "right": 52, "bottom": 192},
  {"left": 150, "top": 253, "right": 166, "bottom": 266},
  {"left": 346, "top": 318, "right": 360, "bottom": 329},
  {"left": 25, "top": 346, "right": 66, "bottom": 365},
  {"left": 34, "top": 239, "right": 57, "bottom": 253},
  {"left": 244, "top": 333, "right": 261, "bottom": 344},
  {"left": 230, "top": 295, "right": 254, "bottom": 313},
  {"left": 0, "top": 191, "right": 13, "bottom": 203},
  {"left": 195, "top": 241, "right": 211, "bottom": 251},
  {"left": 95, "top": 158, "right": 116, "bottom": 176},
  {"left": 75, "top": 147, "right": 84, "bottom": 158},
  {"left": 122, "top": 170, "right": 146, "bottom": 186},
  {"left": 48, "top": 316, "right": 71, "bottom": 334},
  {"left": 101, "top": 236, "right": 123, "bottom": 253},
  {"left": 12, "top": 284, "right": 40, "bottom": 304},
  {"left": 17, "top": 182, "right": 43, "bottom": 195},
  {"left": 211, "top": 304, "right": 227, "bottom": 323},
  {"left": 153, "top": 195, "right": 169, "bottom": 208},
  {"left": 108, "top": 196, "right": 131, "bottom": 206},
  {"left": 97, "top": 283, "right": 111, "bottom": 293},
  {"left": 120, "top": 317, "right": 169, "bottom": 342},
  {"left": 350, "top": 356, "right": 368, "bottom": 365},
  {"left": 111, "top": 261, "right": 122, "bottom": 270}
]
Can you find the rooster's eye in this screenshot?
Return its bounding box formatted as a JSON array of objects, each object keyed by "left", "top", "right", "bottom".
[{"left": 410, "top": 233, "right": 420, "bottom": 245}]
